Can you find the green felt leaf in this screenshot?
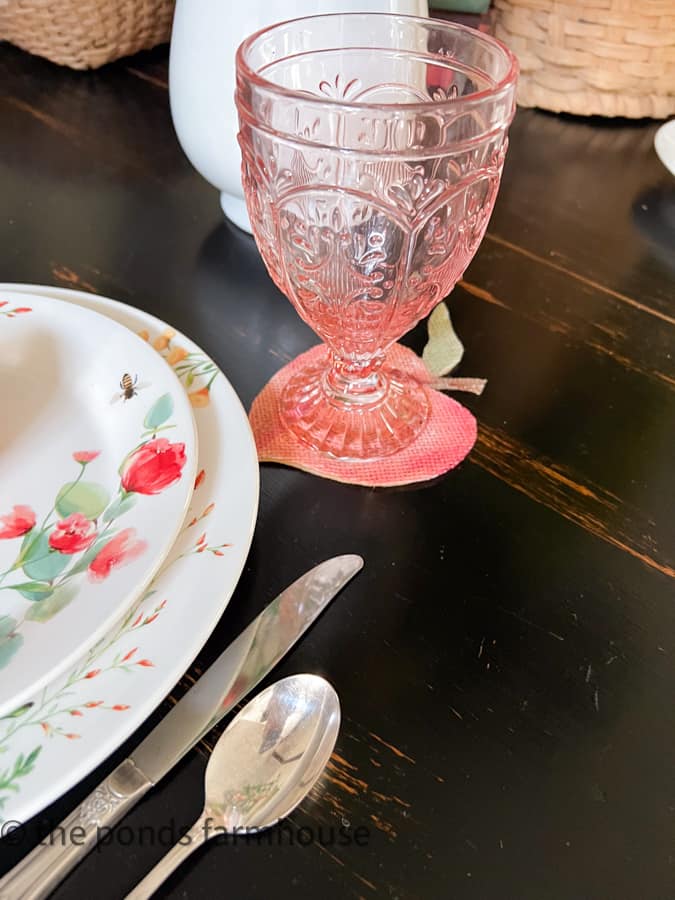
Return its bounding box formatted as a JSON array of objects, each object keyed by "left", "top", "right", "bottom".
[
  {"left": 422, "top": 302, "right": 464, "bottom": 377},
  {"left": 22, "top": 532, "right": 69, "bottom": 582},
  {"left": 25, "top": 582, "right": 78, "bottom": 622},
  {"left": 55, "top": 481, "right": 109, "bottom": 520},
  {"left": 143, "top": 393, "right": 173, "bottom": 430}
]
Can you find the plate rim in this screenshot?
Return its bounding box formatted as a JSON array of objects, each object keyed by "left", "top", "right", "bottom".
[
  {"left": 0, "top": 283, "right": 259, "bottom": 825},
  {"left": 0, "top": 289, "right": 200, "bottom": 718},
  {"left": 654, "top": 119, "right": 675, "bottom": 177}
]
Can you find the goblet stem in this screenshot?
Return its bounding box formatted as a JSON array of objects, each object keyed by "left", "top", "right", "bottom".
[
  {"left": 280, "top": 345, "right": 430, "bottom": 461},
  {"left": 323, "top": 353, "right": 387, "bottom": 407}
]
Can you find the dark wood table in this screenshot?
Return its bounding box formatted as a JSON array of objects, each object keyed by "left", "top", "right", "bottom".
[{"left": 1, "top": 43, "right": 674, "bottom": 900}]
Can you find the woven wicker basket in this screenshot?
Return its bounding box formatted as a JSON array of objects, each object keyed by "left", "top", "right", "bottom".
[
  {"left": 0, "top": 0, "right": 175, "bottom": 69},
  {"left": 493, "top": 0, "right": 675, "bottom": 118}
]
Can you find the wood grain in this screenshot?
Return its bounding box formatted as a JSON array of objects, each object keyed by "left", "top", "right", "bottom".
[{"left": 472, "top": 425, "right": 675, "bottom": 579}]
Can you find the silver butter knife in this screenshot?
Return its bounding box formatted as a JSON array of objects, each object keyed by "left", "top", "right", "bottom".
[{"left": 0, "top": 554, "right": 363, "bottom": 900}]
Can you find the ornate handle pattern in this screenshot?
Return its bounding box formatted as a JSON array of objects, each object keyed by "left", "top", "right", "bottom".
[{"left": 0, "top": 758, "right": 152, "bottom": 900}]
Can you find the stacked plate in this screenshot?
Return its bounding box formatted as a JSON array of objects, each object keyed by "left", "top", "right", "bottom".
[
  {"left": 0, "top": 286, "right": 259, "bottom": 826},
  {"left": 655, "top": 119, "right": 675, "bottom": 177}
]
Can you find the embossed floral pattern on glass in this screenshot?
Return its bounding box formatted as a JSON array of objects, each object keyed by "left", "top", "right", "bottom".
[{"left": 237, "top": 14, "right": 518, "bottom": 460}]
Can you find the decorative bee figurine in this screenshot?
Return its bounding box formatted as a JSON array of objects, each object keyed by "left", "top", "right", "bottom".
[{"left": 111, "top": 373, "right": 149, "bottom": 404}]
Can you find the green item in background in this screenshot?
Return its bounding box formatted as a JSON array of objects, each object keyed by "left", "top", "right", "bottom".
[{"left": 431, "top": 0, "right": 491, "bottom": 12}]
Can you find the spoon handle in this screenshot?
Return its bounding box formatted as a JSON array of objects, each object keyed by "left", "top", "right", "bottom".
[{"left": 125, "top": 813, "right": 210, "bottom": 900}]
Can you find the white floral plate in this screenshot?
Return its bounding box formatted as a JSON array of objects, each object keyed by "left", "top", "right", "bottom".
[
  {"left": 0, "top": 292, "right": 198, "bottom": 720},
  {"left": 0, "top": 285, "right": 259, "bottom": 826}
]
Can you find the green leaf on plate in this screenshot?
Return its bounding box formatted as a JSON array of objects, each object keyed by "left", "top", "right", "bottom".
[
  {"left": 22, "top": 532, "right": 69, "bottom": 582},
  {"left": 20, "top": 746, "right": 41, "bottom": 775},
  {"left": 25, "top": 582, "right": 78, "bottom": 623},
  {"left": 55, "top": 481, "right": 110, "bottom": 520},
  {"left": 0, "top": 616, "right": 17, "bottom": 640},
  {"left": 0, "top": 618, "right": 23, "bottom": 670},
  {"left": 0, "top": 637, "right": 22, "bottom": 670},
  {"left": 143, "top": 393, "right": 173, "bottom": 430},
  {"left": 422, "top": 301, "right": 464, "bottom": 377},
  {"left": 102, "top": 492, "right": 136, "bottom": 524},
  {"left": 0, "top": 701, "right": 34, "bottom": 720},
  {"left": 10, "top": 582, "right": 54, "bottom": 602},
  {"left": 19, "top": 528, "right": 36, "bottom": 556},
  {"left": 186, "top": 371, "right": 194, "bottom": 387}
]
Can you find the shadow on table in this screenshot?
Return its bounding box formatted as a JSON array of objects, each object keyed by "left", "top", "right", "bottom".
[{"left": 631, "top": 185, "right": 675, "bottom": 275}]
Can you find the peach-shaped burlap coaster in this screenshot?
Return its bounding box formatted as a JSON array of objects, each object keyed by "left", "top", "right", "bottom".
[{"left": 250, "top": 342, "right": 478, "bottom": 487}]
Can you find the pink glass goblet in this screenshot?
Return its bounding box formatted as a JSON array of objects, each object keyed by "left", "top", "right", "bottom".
[{"left": 236, "top": 13, "right": 518, "bottom": 460}]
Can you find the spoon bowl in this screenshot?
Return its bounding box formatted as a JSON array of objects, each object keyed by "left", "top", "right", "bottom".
[
  {"left": 126, "top": 674, "right": 340, "bottom": 899},
  {"left": 205, "top": 672, "right": 340, "bottom": 832}
]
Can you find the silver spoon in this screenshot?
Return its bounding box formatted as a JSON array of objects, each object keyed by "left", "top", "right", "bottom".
[{"left": 125, "top": 673, "right": 340, "bottom": 899}]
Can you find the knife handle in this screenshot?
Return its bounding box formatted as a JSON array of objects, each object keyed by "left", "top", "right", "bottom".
[{"left": 0, "top": 758, "right": 152, "bottom": 900}]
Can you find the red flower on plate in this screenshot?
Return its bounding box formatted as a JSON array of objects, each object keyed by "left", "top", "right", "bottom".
[
  {"left": 73, "top": 450, "right": 100, "bottom": 464},
  {"left": 120, "top": 438, "right": 187, "bottom": 495},
  {"left": 88, "top": 528, "right": 147, "bottom": 582},
  {"left": 0, "top": 505, "right": 36, "bottom": 539},
  {"left": 49, "top": 513, "right": 97, "bottom": 554}
]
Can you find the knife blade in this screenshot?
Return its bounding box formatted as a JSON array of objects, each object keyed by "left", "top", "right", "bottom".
[
  {"left": 0, "top": 554, "right": 363, "bottom": 900},
  {"left": 132, "top": 552, "right": 362, "bottom": 778}
]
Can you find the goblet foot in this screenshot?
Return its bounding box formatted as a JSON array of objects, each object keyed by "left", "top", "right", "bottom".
[{"left": 280, "top": 357, "right": 430, "bottom": 461}]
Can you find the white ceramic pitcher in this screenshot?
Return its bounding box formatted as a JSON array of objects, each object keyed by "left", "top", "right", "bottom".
[{"left": 169, "top": 0, "right": 429, "bottom": 233}]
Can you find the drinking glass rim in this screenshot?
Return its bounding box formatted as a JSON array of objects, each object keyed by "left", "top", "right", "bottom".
[{"left": 236, "top": 12, "right": 519, "bottom": 113}]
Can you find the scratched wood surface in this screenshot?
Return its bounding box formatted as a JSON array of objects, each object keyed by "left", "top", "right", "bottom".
[{"left": 1, "top": 43, "right": 674, "bottom": 900}]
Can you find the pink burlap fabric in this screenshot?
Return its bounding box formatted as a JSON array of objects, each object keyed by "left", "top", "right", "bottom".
[{"left": 250, "top": 343, "right": 477, "bottom": 487}]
